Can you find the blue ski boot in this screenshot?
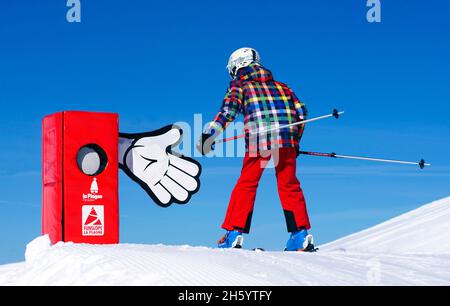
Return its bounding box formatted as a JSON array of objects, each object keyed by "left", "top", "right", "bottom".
[
  {"left": 218, "top": 230, "right": 244, "bottom": 249},
  {"left": 285, "top": 229, "right": 317, "bottom": 252}
]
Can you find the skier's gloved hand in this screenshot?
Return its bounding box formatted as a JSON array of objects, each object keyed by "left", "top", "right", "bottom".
[
  {"left": 197, "top": 132, "right": 216, "bottom": 156},
  {"left": 119, "top": 125, "right": 201, "bottom": 207}
]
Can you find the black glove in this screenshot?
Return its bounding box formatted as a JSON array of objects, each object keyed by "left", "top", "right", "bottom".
[{"left": 197, "top": 133, "right": 216, "bottom": 156}]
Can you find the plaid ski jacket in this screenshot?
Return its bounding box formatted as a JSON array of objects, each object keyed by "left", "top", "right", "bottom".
[{"left": 207, "top": 63, "right": 308, "bottom": 153}]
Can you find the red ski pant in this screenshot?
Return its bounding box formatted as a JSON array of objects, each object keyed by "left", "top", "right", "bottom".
[{"left": 222, "top": 147, "right": 311, "bottom": 233}]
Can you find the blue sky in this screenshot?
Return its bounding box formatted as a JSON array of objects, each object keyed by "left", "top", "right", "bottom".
[{"left": 0, "top": 0, "right": 449, "bottom": 264}]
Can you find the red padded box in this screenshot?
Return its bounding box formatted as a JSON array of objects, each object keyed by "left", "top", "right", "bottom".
[{"left": 42, "top": 111, "right": 119, "bottom": 244}]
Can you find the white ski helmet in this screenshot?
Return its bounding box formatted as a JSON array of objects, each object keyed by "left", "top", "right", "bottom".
[{"left": 226, "top": 47, "right": 261, "bottom": 79}]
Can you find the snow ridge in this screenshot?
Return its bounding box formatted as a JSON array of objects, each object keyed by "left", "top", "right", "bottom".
[{"left": 321, "top": 197, "right": 450, "bottom": 254}]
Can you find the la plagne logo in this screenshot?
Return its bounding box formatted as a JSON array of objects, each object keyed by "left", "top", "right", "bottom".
[
  {"left": 82, "top": 178, "right": 103, "bottom": 201},
  {"left": 82, "top": 205, "right": 104, "bottom": 236}
]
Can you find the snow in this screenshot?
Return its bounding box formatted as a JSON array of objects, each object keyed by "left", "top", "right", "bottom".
[
  {"left": 321, "top": 197, "right": 450, "bottom": 254},
  {"left": 25, "top": 234, "right": 52, "bottom": 264},
  {"left": 1, "top": 197, "right": 450, "bottom": 286}
]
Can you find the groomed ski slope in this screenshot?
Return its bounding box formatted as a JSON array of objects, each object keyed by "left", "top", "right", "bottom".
[
  {"left": 320, "top": 197, "right": 450, "bottom": 254},
  {"left": 0, "top": 197, "right": 449, "bottom": 286}
]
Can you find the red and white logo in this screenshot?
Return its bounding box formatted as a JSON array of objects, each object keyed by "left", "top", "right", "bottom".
[
  {"left": 90, "top": 178, "right": 99, "bottom": 194},
  {"left": 82, "top": 205, "right": 104, "bottom": 236},
  {"left": 82, "top": 178, "right": 103, "bottom": 201}
]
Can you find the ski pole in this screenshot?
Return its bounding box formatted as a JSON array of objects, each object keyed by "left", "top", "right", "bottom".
[
  {"left": 215, "top": 109, "right": 343, "bottom": 144},
  {"left": 299, "top": 150, "right": 431, "bottom": 169}
]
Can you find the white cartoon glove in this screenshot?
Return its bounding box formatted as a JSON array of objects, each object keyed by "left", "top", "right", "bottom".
[{"left": 119, "top": 125, "right": 201, "bottom": 207}]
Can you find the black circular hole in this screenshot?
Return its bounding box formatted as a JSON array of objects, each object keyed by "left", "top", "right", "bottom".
[{"left": 76, "top": 144, "right": 108, "bottom": 176}]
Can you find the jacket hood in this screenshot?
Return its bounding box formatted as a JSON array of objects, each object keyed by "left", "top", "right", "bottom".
[{"left": 236, "top": 63, "right": 274, "bottom": 83}]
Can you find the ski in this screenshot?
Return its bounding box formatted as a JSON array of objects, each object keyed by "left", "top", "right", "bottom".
[
  {"left": 233, "top": 245, "right": 265, "bottom": 252},
  {"left": 251, "top": 248, "right": 266, "bottom": 252},
  {"left": 234, "top": 246, "right": 319, "bottom": 252},
  {"left": 302, "top": 245, "right": 319, "bottom": 253}
]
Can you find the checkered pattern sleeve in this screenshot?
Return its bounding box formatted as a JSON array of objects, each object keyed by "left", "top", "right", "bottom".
[
  {"left": 290, "top": 88, "right": 308, "bottom": 120},
  {"left": 206, "top": 81, "right": 244, "bottom": 135},
  {"left": 289, "top": 88, "right": 308, "bottom": 139}
]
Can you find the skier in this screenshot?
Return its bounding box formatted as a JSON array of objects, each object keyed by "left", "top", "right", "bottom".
[{"left": 197, "top": 47, "right": 315, "bottom": 252}]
